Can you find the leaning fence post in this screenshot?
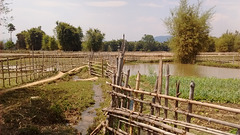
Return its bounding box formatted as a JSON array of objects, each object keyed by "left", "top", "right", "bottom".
[
  {"left": 101, "top": 59, "right": 104, "bottom": 77},
  {"left": 20, "top": 57, "right": 23, "bottom": 83},
  {"left": 1, "top": 61, "right": 5, "bottom": 88},
  {"left": 186, "top": 81, "right": 195, "bottom": 132}
]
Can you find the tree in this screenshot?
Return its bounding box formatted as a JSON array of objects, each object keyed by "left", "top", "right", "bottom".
[
  {"left": 55, "top": 21, "right": 83, "bottom": 51},
  {"left": 165, "top": 0, "right": 214, "bottom": 63},
  {"left": 215, "top": 31, "right": 235, "bottom": 52},
  {"left": 7, "top": 23, "right": 15, "bottom": 41},
  {"left": 141, "top": 34, "right": 156, "bottom": 51},
  {"left": 16, "top": 30, "right": 28, "bottom": 49},
  {"left": 26, "top": 27, "right": 45, "bottom": 50},
  {"left": 0, "top": 0, "right": 13, "bottom": 26},
  {"left": 5, "top": 40, "right": 15, "bottom": 50},
  {"left": 85, "top": 28, "right": 105, "bottom": 52}
]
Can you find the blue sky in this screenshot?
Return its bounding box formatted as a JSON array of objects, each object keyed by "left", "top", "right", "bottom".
[{"left": 0, "top": 0, "right": 240, "bottom": 41}]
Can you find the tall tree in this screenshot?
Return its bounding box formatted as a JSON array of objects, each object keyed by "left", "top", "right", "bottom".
[
  {"left": 7, "top": 23, "right": 15, "bottom": 41},
  {"left": 85, "top": 28, "right": 105, "bottom": 52},
  {"left": 26, "top": 27, "right": 45, "bottom": 50},
  {"left": 16, "top": 30, "right": 28, "bottom": 49},
  {"left": 216, "top": 31, "right": 236, "bottom": 52},
  {"left": 141, "top": 34, "right": 156, "bottom": 51},
  {"left": 165, "top": 0, "right": 214, "bottom": 63},
  {"left": 0, "top": 0, "right": 13, "bottom": 26},
  {"left": 55, "top": 21, "right": 83, "bottom": 51}
]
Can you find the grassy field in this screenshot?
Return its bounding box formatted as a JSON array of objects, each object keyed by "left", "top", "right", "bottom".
[
  {"left": 129, "top": 72, "right": 240, "bottom": 104},
  {"left": 0, "top": 67, "right": 112, "bottom": 134}
]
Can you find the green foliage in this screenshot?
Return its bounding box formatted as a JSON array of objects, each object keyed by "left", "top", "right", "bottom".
[
  {"left": 7, "top": 23, "right": 16, "bottom": 41},
  {"left": 25, "top": 27, "right": 45, "bottom": 50},
  {"left": 55, "top": 21, "right": 83, "bottom": 51},
  {"left": 5, "top": 40, "right": 15, "bottom": 50},
  {"left": 16, "top": 30, "right": 28, "bottom": 49},
  {"left": 42, "top": 35, "right": 58, "bottom": 50},
  {"left": 141, "top": 34, "right": 156, "bottom": 51},
  {"left": 165, "top": 0, "right": 214, "bottom": 63},
  {"left": 103, "top": 39, "right": 122, "bottom": 51},
  {"left": 216, "top": 31, "right": 236, "bottom": 52},
  {"left": 85, "top": 28, "right": 105, "bottom": 52}
]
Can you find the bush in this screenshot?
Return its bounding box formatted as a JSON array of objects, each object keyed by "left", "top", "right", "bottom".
[{"left": 5, "top": 40, "right": 15, "bottom": 50}]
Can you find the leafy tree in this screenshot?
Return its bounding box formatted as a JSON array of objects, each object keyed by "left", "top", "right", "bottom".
[
  {"left": 7, "top": 23, "right": 15, "bottom": 41},
  {"left": 42, "top": 34, "right": 50, "bottom": 50},
  {"left": 16, "top": 30, "right": 28, "bottom": 49},
  {"left": 5, "top": 40, "right": 15, "bottom": 50},
  {"left": 48, "top": 36, "right": 58, "bottom": 50},
  {"left": 127, "top": 41, "right": 135, "bottom": 51},
  {"left": 141, "top": 34, "right": 156, "bottom": 51},
  {"left": 164, "top": 0, "right": 214, "bottom": 63},
  {"left": 135, "top": 41, "right": 144, "bottom": 51},
  {"left": 234, "top": 31, "right": 240, "bottom": 52},
  {"left": 55, "top": 21, "right": 83, "bottom": 51},
  {"left": 85, "top": 28, "right": 105, "bottom": 52},
  {"left": 0, "top": 0, "right": 13, "bottom": 26},
  {"left": 215, "top": 31, "right": 235, "bottom": 52},
  {"left": 26, "top": 27, "right": 45, "bottom": 50}
]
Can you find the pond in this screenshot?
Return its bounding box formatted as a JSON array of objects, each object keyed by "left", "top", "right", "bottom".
[{"left": 123, "top": 63, "right": 240, "bottom": 79}]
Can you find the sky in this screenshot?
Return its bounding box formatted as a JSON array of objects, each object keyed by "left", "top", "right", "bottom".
[{"left": 0, "top": 0, "right": 240, "bottom": 41}]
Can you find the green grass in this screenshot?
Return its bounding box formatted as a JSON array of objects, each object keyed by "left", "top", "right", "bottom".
[
  {"left": 0, "top": 69, "right": 95, "bottom": 134},
  {"left": 129, "top": 73, "right": 240, "bottom": 104}
]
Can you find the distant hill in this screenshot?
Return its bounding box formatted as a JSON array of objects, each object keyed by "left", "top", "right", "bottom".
[{"left": 154, "top": 35, "right": 171, "bottom": 43}]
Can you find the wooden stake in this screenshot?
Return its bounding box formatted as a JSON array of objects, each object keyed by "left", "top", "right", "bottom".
[
  {"left": 156, "top": 58, "right": 163, "bottom": 117},
  {"left": 20, "top": 57, "right": 23, "bottom": 83},
  {"left": 164, "top": 64, "right": 170, "bottom": 118},
  {"left": 1, "top": 61, "right": 5, "bottom": 88},
  {"left": 24, "top": 57, "right": 27, "bottom": 81},
  {"left": 186, "top": 81, "right": 195, "bottom": 132},
  {"left": 7, "top": 58, "right": 10, "bottom": 86},
  {"left": 16, "top": 61, "right": 18, "bottom": 84},
  {"left": 174, "top": 81, "right": 180, "bottom": 128}
]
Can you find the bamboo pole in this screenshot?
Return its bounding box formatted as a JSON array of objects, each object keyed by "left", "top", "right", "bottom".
[
  {"left": 42, "top": 53, "right": 44, "bottom": 77},
  {"left": 105, "top": 108, "right": 194, "bottom": 135},
  {"left": 174, "top": 81, "right": 180, "bottom": 128},
  {"left": 101, "top": 58, "right": 104, "bottom": 77},
  {"left": 1, "top": 61, "right": 5, "bottom": 88},
  {"left": 106, "top": 82, "right": 240, "bottom": 114},
  {"left": 186, "top": 81, "right": 195, "bottom": 132},
  {"left": 7, "top": 58, "right": 10, "bottom": 86},
  {"left": 164, "top": 64, "right": 170, "bottom": 119}
]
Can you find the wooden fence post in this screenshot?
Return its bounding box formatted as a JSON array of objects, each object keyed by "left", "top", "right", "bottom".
[
  {"left": 130, "top": 71, "right": 140, "bottom": 135},
  {"left": 1, "top": 61, "right": 5, "bottom": 88},
  {"left": 24, "top": 57, "right": 27, "bottom": 81},
  {"left": 42, "top": 53, "right": 44, "bottom": 77},
  {"left": 16, "top": 61, "right": 18, "bottom": 84},
  {"left": 20, "top": 57, "right": 23, "bottom": 83},
  {"left": 123, "top": 69, "right": 130, "bottom": 108},
  {"left": 156, "top": 58, "right": 163, "bottom": 117},
  {"left": 101, "top": 59, "right": 104, "bottom": 77},
  {"left": 174, "top": 81, "right": 180, "bottom": 128},
  {"left": 7, "top": 58, "right": 10, "bottom": 86},
  {"left": 186, "top": 81, "right": 195, "bottom": 132},
  {"left": 164, "top": 64, "right": 170, "bottom": 118},
  {"left": 28, "top": 56, "right": 32, "bottom": 80}
]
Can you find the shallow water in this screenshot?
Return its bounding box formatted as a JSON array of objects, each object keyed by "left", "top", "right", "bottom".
[
  {"left": 123, "top": 63, "right": 240, "bottom": 79},
  {"left": 74, "top": 84, "right": 103, "bottom": 134}
]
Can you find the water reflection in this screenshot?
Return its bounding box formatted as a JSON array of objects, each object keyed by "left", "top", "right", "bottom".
[{"left": 123, "top": 63, "right": 240, "bottom": 79}]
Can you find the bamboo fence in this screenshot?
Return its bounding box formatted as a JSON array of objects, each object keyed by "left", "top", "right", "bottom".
[{"left": 0, "top": 53, "right": 87, "bottom": 88}]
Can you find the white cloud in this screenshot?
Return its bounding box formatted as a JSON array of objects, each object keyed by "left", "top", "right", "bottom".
[{"left": 86, "top": 1, "right": 127, "bottom": 7}]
